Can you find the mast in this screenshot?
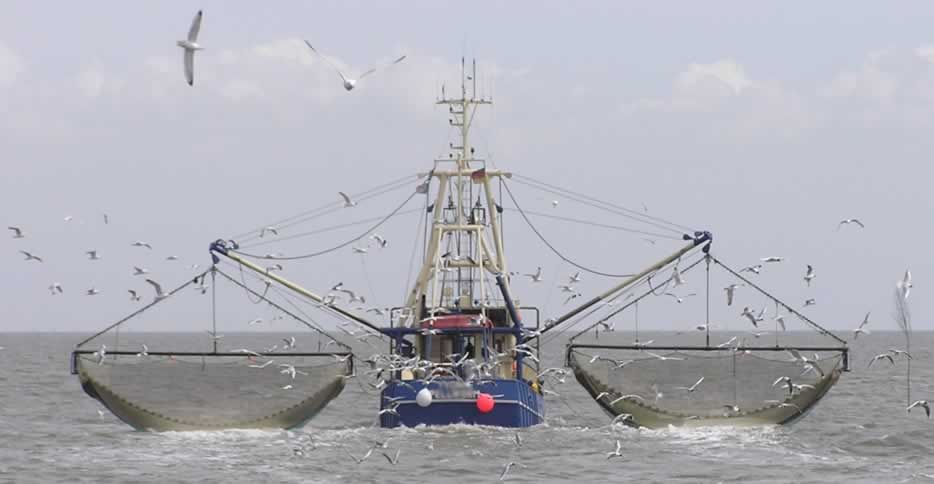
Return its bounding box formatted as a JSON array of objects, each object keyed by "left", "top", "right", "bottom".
[{"left": 404, "top": 59, "right": 509, "bottom": 324}]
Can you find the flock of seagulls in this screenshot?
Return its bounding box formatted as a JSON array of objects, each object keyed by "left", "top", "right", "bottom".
[{"left": 172, "top": 11, "right": 405, "bottom": 90}]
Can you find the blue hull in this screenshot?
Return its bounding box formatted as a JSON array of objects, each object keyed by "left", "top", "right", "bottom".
[{"left": 379, "top": 378, "right": 545, "bottom": 428}]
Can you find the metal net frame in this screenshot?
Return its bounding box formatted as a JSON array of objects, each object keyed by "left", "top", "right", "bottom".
[{"left": 71, "top": 266, "right": 356, "bottom": 431}]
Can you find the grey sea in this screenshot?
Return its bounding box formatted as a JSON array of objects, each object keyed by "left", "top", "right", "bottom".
[{"left": 2, "top": 332, "right": 932, "bottom": 483}]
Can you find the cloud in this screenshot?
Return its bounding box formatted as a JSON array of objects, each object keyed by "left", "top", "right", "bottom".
[
  {"left": 0, "top": 42, "right": 24, "bottom": 87},
  {"left": 677, "top": 59, "right": 751, "bottom": 94},
  {"left": 821, "top": 50, "right": 898, "bottom": 104}
]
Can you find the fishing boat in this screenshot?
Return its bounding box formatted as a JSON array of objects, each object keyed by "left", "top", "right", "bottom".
[{"left": 72, "top": 59, "right": 849, "bottom": 431}]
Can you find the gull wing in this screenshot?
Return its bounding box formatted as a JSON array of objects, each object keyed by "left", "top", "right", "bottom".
[
  {"left": 183, "top": 50, "right": 194, "bottom": 86},
  {"left": 304, "top": 41, "right": 349, "bottom": 83},
  {"left": 188, "top": 10, "right": 203, "bottom": 42},
  {"left": 359, "top": 55, "right": 406, "bottom": 80},
  {"left": 145, "top": 278, "right": 163, "bottom": 296}
]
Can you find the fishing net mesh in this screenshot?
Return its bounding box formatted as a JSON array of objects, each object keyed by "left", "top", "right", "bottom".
[
  {"left": 77, "top": 354, "right": 349, "bottom": 431},
  {"left": 568, "top": 347, "right": 843, "bottom": 428}
]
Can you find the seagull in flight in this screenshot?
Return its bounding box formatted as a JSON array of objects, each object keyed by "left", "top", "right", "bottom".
[
  {"left": 19, "top": 250, "right": 42, "bottom": 262},
  {"left": 279, "top": 364, "right": 308, "bottom": 379},
  {"left": 853, "top": 312, "right": 871, "bottom": 339},
  {"left": 888, "top": 348, "right": 912, "bottom": 360},
  {"left": 897, "top": 269, "right": 912, "bottom": 299},
  {"left": 93, "top": 344, "right": 107, "bottom": 365},
  {"left": 132, "top": 266, "right": 149, "bottom": 276},
  {"left": 606, "top": 440, "right": 623, "bottom": 460},
  {"left": 739, "top": 264, "right": 762, "bottom": 275},
  {"left": 136, "top": 344, "right": 149, "bottom": 358},
  {"left": 524, "top": 267, "right": 544, "bottom": 282},
  {"left": 609, "top": 394, "right": 645, "bottom": 405},
  {"left": 305, "top": 41, "right": 406, "bottom": 91},
  {"left": 176, "top": 10, "right": 204, "bottom": 86},
  {"left": 741, "top": 306, "right": 759, "bottom": 328},
  {"left": 499, "top": 462, "right": 518, "bottom": 481},
  {"left": 338, "top": 191, "right": 358, "bottom": 207},
  {"left": 7, "top": 226, "right": 24, "bottom": 238},
  {"left": 260, "top": 226, "right": 279, "bottom": 238},
  {"left": 568, "top": 272, "right": 582, "bottom": 283},
  {"left": 145, "top": 278, "right": 169, "bottom": 301},
  {"left": 761, "top": 257, "right": 784, "bottom": 263},
  {"left": 131, "top": 241, "right": 153, "bottom": 250},
  {"left": 907, "top": 400, "right": 931, "bottom": 417},
  {"left": 837, "top": 218, "right": 865, "bottom": 230},
  {"left": 671, "top": 266, "right": 686, "bottom": 287},
  {"left": 723, "top": 284, "right": 742, "bottom": 306},
  {"left": 381, "top": 449, "right": 401, "bottom": 465},
  {"left": 803, "top": 298, "right": 816, "bottom": 307},
  {"left": 86, "top": 287, "right": 101, "bottom": 296},
  {"left": 645, "top": 351, "right": 684, "bottom": 361},
  {"left": 774, "top": 314, "right": 787, "bottom": 332},
  {"left": 610, "top": 413, "right": 634, "bottom": 425},
  {"left": 85, "top": 250, "right": 101, "bottom": 261},
  {"left": 676, "top": 376, "right": 705, "bottom": 393},
  {"left": 370, "top": 234, "right": 388, "bottom": 248},
  {"left": 803, "top": 265, "right": 815, "bottom": 287},
  {"left": 49, "top": 282, "right": 63, "bottom": 295},
  {"left": 282, "top": 337, "right": 296, "bottom": 349},
  {"left": 663, "top": 292, "right": 696, "bottom": 304},
  {"left": 772, "top": 376, "right": 794, "bottom": 394},
  {"left": 867, "top": 353, "right": 895, "bottom": 368},
  {"left": 128, "top": 289, "right": 141, "bottom": 302}
]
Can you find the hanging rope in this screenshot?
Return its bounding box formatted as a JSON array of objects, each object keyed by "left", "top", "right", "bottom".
[
  {"left": 231, "top": 192, "right": 417, "bottom": 261},
  {"left": 502, "top": 207, "right": 683, "bottom": 240},
  {"left": 502, "top": 180, "right": 637, "bottom": 278},
  {"left": 240, "top": 208, "right": 422, "bottom": 250}
]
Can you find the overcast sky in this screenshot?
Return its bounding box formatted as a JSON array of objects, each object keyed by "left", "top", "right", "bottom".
[{"left": 1, "top": 2, "right": 932, "bottom": 336}]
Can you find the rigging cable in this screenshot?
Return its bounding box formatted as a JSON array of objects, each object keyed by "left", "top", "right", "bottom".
[
  {"left": 502, "top": 208, "right": 683, "bottom": 241},
  {"left": 239, "top": 208, "right": 422, "bottom": 250},
  {"left": 231, "top": 192, "right": 418, "bottom": 261},
  {"left": 511, "top": 173, "right": 696, "bottom": 235},
  {"left": 501, "top": 180, "right": 636, "bottom": 278}
]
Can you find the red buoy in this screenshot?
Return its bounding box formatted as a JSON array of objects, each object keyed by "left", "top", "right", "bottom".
[{"left": 476, "top": 393, "right": 495, "bottom": 413}]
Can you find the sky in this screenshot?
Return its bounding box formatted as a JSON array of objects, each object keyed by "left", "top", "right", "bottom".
[{"left": 1, "top": 1, "right": 932, "bottom": 336}]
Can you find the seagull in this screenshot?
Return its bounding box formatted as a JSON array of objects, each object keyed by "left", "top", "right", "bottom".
[
  {"left": 524, "top": 267, "right": 544, "bottom": 282},
  {"left": 773, "top": 376, "right": 794, "bottom": 394},
  {"left": 853, "top": 312, "right": 871, "bottom": 339},
  {"left": 93, "top": 344, "right": 106, "bottom": 365},
  {"left": 803, "top": 265, "right": 815, "bottom": 287},
  {"left": 761, "top": 257, "right": 784, "bottom": 263},
  {"left": 724, "top": 284, "right": 743, "bottom": 306},
  {"left": 86, "top": 288, "right": 100, "bottom": 296},
  {"left": 499, "top": 462, "right": 518, "bottom": 481},
  {"left": 279, "top": 364, "right": 308, "bottom": 379},
  {"left": 127, "top": 289, "right": 141, "bottom": 301},
  {"left": 370, "top": 234, "right": 389, "bottom": 248},
  {"left": 837, "top": 218, "right": 865, "bottom": 230},
  {"left": 645, "top": 351, "right": 684, "bottom": 361},
  {"left": 145, "top": 279, "right": 169, "bottom": 300},
  {"left": 558, "top": 284, "right": 577, "bottom": 293},
  {"left": 610, "top": 413, "right": 634, "bottom": 425},
  {"left": 338, "top": 191, "right": 358, "bottom": 207},
  {"left": 352, "top": 246, "right": 368, "bottom": 255},
  {"left": 7, "top": 226, "right": 24, "bottom": 238},
  {"left": 282, "top": 337, "right": 296, "bottom": 349},
  {"left": 741, "top": 306, "right": 759, "bottom": 328},
  {"left": 739, "top": 264, "right": 762, "bottom": 275},
  {"left": 897, "top": 270, "right": 912, "bottom": 299},
  {"left": 568, "top": 272, "right": 582, "bottom": 283},
  {"left": 722, "top": 404, "right": 741, "bottom": 415},
  {"left": 774, "top": 314, "right": 787, "bottom": 332},
  {"left": 552, "top": 200, "right": 559, "bottom": 208},
  {"left": 132, "top": 266, "right": 149, "bottom": 276},
  {"left": 676, "top": 376, "right": 705, "bottom": 393},
  {"left": 716, "top": 336, "right": 737, "bottom": 348},
  {"left": 346, "top": 448, "right": 374, "bottom": 464},
  {"left": 867, "top": 353, "right": 895, "bottom": 368},
  {"left": 248, "top": 360, "right": 275, "bottom": 369},
  {"left": 907, "top": 400, "right": 931, "bottom": 417},
  {"left": 609, "top": 394, "right": 645, "bottom": 405},
  {"left": 136, "top": 344, "right": 149, "bottom": 358},
  {"left": 176, "top": 10, "right": 204, "bottom": 86},
  {"left": 85, "top": 250, "right": 101, "bottom": 260},
  {"left": 282, "top": 384, "right": 293, "bottom": 390},
  {"left": 49, "top": 282, "right": 63, "bottom": 295},
  {"left": 381, "top": 449, "right": 401, "bottom": 465},
  {"left": 304, "top": 41, "right": 406, "bottom": 92},
  {"left": 64, "top": 215, "right": 73, "bottom": 222},
  {"left": 260, "top": 226, "right": 279, "bottom": 238},
  {"left": 803, "top": 298, "right": 816, "bottom": 307},
  {"left": 606, "top": 440, "right": 623, "bottom": 460},
  {"left": 248, "top": 318, "right": 263, "bottom": 326},
  {"left": 337, "top": 288, "right": 366, "bottom": 304},
  {"left": 513, "top": 432, "right": 522, "bottom": 448},
  {"left": 671, "top": 266, "right": 686, "bottom": 287},
  {"left": 19, "top": 250, "right": 42, "bottom": 262},
  {"left": 663, "top": 292, "right": 696, "bottom": 304},
  {"left": 564, "top": 292, "right": 583, "bottom": 305},
  {"left": 166, "top": 255, "right": 179, "bottom": 261},
  {"left": 131, "top": 241, "right": 153, "bottom": 250}
]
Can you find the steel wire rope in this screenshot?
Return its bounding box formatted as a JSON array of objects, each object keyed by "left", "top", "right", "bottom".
[
  {"left": 502, "top": 208, "right": 682, "bottom": 241},
  {"left": 231, "top": 174, "right": 418, "bottom": 244},
  {"left": 239, "top": 207, "right": 422, "bottom": 250},
  {"left": 511, "top": 173, "right": 697, "bottom": 234},
  {"left": 230, "top": 192, "right": 417, "bottom": 261},
  {"left": 502, "top": 180, "right": 635, "bottom": 278},
  {"left": 403, "top": 205, "right": 427, "bottom": 304}
]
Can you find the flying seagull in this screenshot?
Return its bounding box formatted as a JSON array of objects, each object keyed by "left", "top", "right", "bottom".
[
  {"left": 86, "top": 287, "right": 100, "bottom": 296},
  {"left": 606, "top": 440, "right": 623, "bottom": 460},
  {"left": 86, "top": 250, "right": 101, "bottom": 260},
  {"left": 741, "top": 306, "right": 759, "bottom": 328},
  {"left": 524, "top": 267, "right": 544, "bottom": 282},
  {"left": 836, "top": 218, "right": 865, "bottom": 230},
  {"left": 176, "top": 10, "right": 204, "bottom": 86},
  {"left": 499, "top": 462, "right": 518, "bottom": 481},
  {"left": 304, "top": 41, "right": 406, "bottom": 91},
  {"left": 19, "top": 250, "right": 42, "bottom": 262},
  {"left": 739, "top": 264, "right": 762, "bottom": 275},
  {"left": 671, "top": 266, "right": 686, "bottom": 287},
  {"left": 568, "top": 272, "right": 582, "bottom": 283},
  {"left": 7, "top": 226, "right": 24, "bottom": 238},
  {"left": 339, "top": 191, "right": 357, "bottom": 208},
  {"left": 371, "top": 234, "right": 388, "bottom": 248},
  {"left": 260, "top": 226, "right": 279, "bottom": 238},
  {"left": 897, "top": 270, "right": 912, "bottom": 299},
  {"left": 803, "top": 265, "right": 815, "bottom": 287},
  {"left": 128, "top": 289, "right": 141, "bottom": 302},
  {"left": 867, "top": 353, "right": 895, "bottom": 368},
  {"left": 724, "top": 284, "right": 742, "bottom": 306},
  {"left": 49, "top": 282, "right": 63, "bottom": 295},
  {"left": 853, "top": 312, "right": 870, "bottom": 339},
  {"left": 676, "top": 376, "right": 705, "bottom": 393},
  {"left": 145, "top": 278, "right": 169, "bottom": 301},
  {"left": 131, "top": 241, "right": 153, "bottom": 249},
  {"left": 761, "top": 257, "right": 784, "bottom": 263},
  {"left": 803, "top": 298, "right": 816, "bottom": 307},
  {"left": 133, "top": 266, "right": 149, "bottom": 276},
  {"left": 907, "top": 400, "right": 931, "bottom": 418}
]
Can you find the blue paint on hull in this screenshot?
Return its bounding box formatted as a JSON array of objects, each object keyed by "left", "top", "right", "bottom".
[{"left": 379, "top": 378, "right": 545, "bottom": 428}]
